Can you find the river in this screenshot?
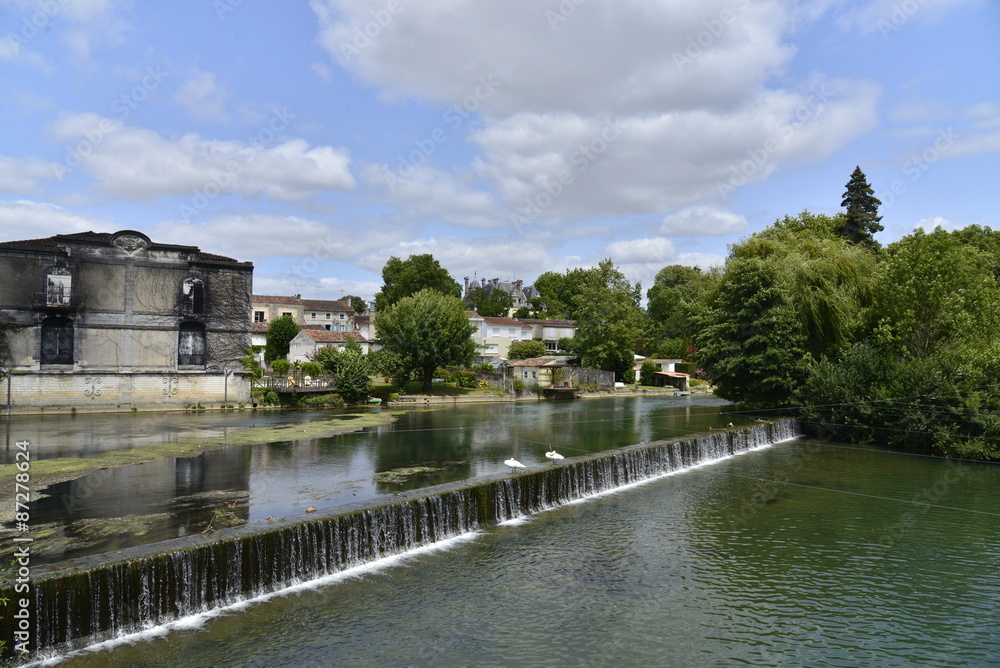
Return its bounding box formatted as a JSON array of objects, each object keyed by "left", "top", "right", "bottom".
[{"left": 24, "top": 397, "right": 1000, "bottom": 667}]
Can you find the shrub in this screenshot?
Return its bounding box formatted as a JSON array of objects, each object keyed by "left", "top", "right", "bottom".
[
  {"left": 433, "top": 366, "right": 453, "bottom": 382},
  {"left": 512, "top": 379, "right": 524, "bottom": 393},
  {"left": 271, "top": 359, "right": 290, "bottom": 375},
  {"left": 300, "top": 362, "right": 322, "bottom": 376},
  {"left": 622, "top": 369, "right": 636, "bottom": 384},
  {"left": 640, "top": 361, "right": 658, "bottom": 386},
  {"left": 303, "top": 393, "right": 345, "bottom": 407},
  {"left": 455, "top": 370, "right": 478, "bottom": 388}
]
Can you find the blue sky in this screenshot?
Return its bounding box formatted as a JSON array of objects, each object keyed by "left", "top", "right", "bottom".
[{"left": 1, "top": 0, "right": 998, "bottom": 302}]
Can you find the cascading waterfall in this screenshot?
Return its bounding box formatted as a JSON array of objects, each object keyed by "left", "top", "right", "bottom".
[{"left": 4, "top": 419, "right": 799, "bottom": 658}]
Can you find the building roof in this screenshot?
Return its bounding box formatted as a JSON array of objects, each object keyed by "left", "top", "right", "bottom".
[
  {"left": 655, "top": 371, "right": 690, "bottom": 378},
  {"left": 302, "top": 330, "right": 367, "bottom": 344},
  {"left": 517, "top": 318, "right": 576, "bottom": 327},
  {"left": 252, "top": 295, "right": 305, "bottom": 306},
  {"left": 482, "top": 316, "right": 529, "bottom": 327},
  {"left": 251, "top": 322, "right": 268, "bottom": 333},
  {"left": 301, "top": 299, "right": 352, "bottom": 312},
  {"left": 647, "top": 358, "right": 683, "bottom": 364},
  {"left": 0, "top": 230, "right": 243, "bottom": 263}
]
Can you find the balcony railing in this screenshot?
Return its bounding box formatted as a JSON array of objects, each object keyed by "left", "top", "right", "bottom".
[{"left": 31, "top": 292, "right": 85, "bottom": 309}]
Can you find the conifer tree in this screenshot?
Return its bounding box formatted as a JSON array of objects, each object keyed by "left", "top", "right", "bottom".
[{"left": 836, "top": 166, "right": 883, "bottom": 248}]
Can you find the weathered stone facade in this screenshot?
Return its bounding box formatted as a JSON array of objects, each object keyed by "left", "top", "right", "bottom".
[{"left": 0, "top": 230, "right": 253, "bottom": 411}]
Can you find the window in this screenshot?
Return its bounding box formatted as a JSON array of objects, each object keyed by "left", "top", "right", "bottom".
[
  {"left": 311, "top": 313, "right": 317, "bottom": 318},
  {"left": 339, "top": 313, "right": 345, "bottom": 320},
  {"left": 178, "top": 322, "right": 206, "bottom": 366},
  {"left": 508, "top": 327, "right": 515, "bottom": 335},
  {"left": 545, "top": 340, "right": 558, "bottom": 351},
  {"left": 491, "top": 327, "right": 500, "bottom": 336},
  {"left": 181, "top": 278, "right": 204, "bottom": 314},
  {"left": 325, "top": 324, "right": 331, "bottom": 331},
  {"left": 282, "top": 312, "right": 292, "bottom": 318},
  {"left": 45, "top": 271, "right": 72, "bottom": 306},
  {"left": 41, "top": 317, "right": 73, "bottom": 364},
  {"left": 253, "top": 311, "right": 266, "bottom": 323},
  {"left": 326, "top": 313, "right": 331, "bottom": 319}
]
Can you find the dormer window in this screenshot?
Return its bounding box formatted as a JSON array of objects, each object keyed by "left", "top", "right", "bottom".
[
  {"left": 182, "top": 278, "right": 205, "bottom": 313},
  {"left": 46, "top": 269, "right": 72, "bottom": 306}
]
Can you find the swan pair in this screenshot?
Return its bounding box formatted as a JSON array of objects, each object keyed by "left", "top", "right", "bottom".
[{"left": 504, "top": 449, "right": 564, "bottom": 472}]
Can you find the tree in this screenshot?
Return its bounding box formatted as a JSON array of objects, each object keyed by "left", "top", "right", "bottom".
[
  {"left": 369, "top": 348, "right": 410, "bottom": 390},
  {"left": 507, "top": 340, "right": 547, "bottom": 360},
  {"left": 315, "top": 337, "right": 372, "bottom": 402},
  {"left": 373, "top": 254, "right": 461, "bottom": 312},
  {"left": 695, "top": 256, "right": 812, "bottom": 408},
  {"left": 465, "top": 286, "right": 514, "bottom": 317},
  {"left": 264, "top": 314, "right": 299, "bottom": 363},
  {"left": 343, "top": 295, "right": 368, "bottom": 314},
  {"left": 571, "top": 260, "right": 644, "bottom": 379},
  {"left": 836, "top": 166, "right": 883, "bottom": 248},
  {"left": 375, "top": 289, "right": 476, "bottom": 392},
  {"left": 645, "top": 264, "right": 716, "bottom": 357}
]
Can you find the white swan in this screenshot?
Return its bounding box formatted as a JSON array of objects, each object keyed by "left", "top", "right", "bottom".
[
  {"left": 545, "top": 450, "right": 564, "bottom": 462},
  {"left": 504, "top": 458, "right": 526, "bottom": 472}
]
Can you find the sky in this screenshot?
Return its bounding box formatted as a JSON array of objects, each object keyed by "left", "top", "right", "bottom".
[{"left": 1, "top": 0, "right": 998, "bottom": 303}]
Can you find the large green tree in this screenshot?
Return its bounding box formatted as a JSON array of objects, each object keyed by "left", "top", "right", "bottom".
[
  {"left": 836, "top": 166, "right": 883, "bottom": 248},
  {"left": 375, "top": 289, "right": 476, "bottom": 391},
  {"left": 507, "top": 339, "right": 547, "bottom": 360},
  {"left": 374, "top": 254, "right": 461, "bottom": 312},
  {"left": 571, "top": 260, "right": 644, "bottom": 379},
  {"left": 465, "top": 286, "right": 514, "bottom": 317},
  {"left": 695, "top": 256, "right": 812, "bottom": 408},
  {"left": 264, "top": 314, "right": 299, "bottom": 363},
  {"left": 645, "top": 264, "right": 716, "bottom": 357}
]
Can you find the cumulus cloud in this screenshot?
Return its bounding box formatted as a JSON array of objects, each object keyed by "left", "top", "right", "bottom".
[
  {"left": 0, "top": 154, "right": 60, "bottom": 193},
  {"left": 362, "top": 164, "right": 499, "bottom": 229},
  {"left": 0, "top": 199, "right": 108, "bottom": 240},
  {"left": 313, "top": 0, "right": 794, "bottom": 115},
  {"left": 174, "top": 68, "right": 232, "bottom": 122},
  {"left": 48, "top": 113, "right": 356, "bottom": 201},
  {"left": 660, "top": 207, "right": 749, "bottom": 237},
  {"left": 357, "top": 235, "right": 558, "bottom": 280},
  {"left": 150, "top": 214, "right": 398, "bottom": 263}
]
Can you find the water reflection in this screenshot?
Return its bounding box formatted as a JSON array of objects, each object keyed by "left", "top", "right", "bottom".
[{"left": 8, "top": 396, "right": 745, "bottom": 564}]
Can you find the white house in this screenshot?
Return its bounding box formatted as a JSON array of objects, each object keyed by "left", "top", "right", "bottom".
[
  {"left": 469, "top": 314, "right": 533, "bottom": 361},
  {"left": 287, "top": 329, "right": 369, "bottom": 363}
]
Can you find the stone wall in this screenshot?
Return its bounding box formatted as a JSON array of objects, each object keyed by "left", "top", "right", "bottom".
[{"left": 0, "top": 370, "right": 250, "bottom": 412}]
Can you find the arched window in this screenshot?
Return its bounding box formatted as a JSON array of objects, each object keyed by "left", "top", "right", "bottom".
[
  {"left": 178, "top": 322, "right": 206, "bottom": 366},
  {"left": 181, "top": 278, "right": 205, "bottom": 314},
  {"left": 41, "top": 317, "right": 74, "bottom": 364}
]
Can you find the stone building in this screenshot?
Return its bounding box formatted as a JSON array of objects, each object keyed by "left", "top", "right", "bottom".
[{"left": 0, "top": 230, "right": 253, "bottom": 411}]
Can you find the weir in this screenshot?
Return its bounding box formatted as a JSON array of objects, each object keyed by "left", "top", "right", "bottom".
[{"left": 3, "top": 419, "right": 799, "bottom": 658}]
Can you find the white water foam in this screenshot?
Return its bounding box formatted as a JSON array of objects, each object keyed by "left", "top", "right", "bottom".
[{"left": 30, "top": 530, "right": 484, "bottom": 666}]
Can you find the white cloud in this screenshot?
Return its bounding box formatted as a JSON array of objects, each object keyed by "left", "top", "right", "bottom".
[
  {"left": 175, "top": 68, "right": 232, "bottom": 122},
  {"left": 362, "top": 164, "right": 499, "bottom": 229},
  {"left": 2, "top": 0, "right": 130, "bottom": 65},
  {"left": 251, "top": 274, "right": 382, "bottom": 302},
  {"left": 150, "top": 214, "right": 397, "bottom": 263},
  {"left": 660, "top": 207, "right": 749, "bottom": 237},
  {"left": 48, "top": 113, "right": 356, "bottom": 201},
  {"left": 0, "top": 200, "right": 108, "bottom": 240},
  {"left": 0, "top": 154, "right": 60, "bottom": 194},
  {"left": 838, "top": 0, "right": 982, "bottom": 34},
  {"left": 914, "top": 216, "right": 966, "bottom": 233},
  {"left": 357, "top": 235, "right": 557, "bottom": 280},
  {"left": 313, "top": 0, "right": 794, "bottom": 115}
]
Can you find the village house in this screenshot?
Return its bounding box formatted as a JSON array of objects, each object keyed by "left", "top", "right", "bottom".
[
  {"left": 468, "top": 313, "right": 533, "bottom": 361},
  {"left": 517, "top": 318, "right": 577, "bottom": 352},
  {"left": 287, "top": 329, "right": 370, "bottom": 363},
  {"left": 251, "top": 295, "right": 356, "bottom": 332},
  {"left": 0, "top": 230, "right": 253, "bottom": 410}
]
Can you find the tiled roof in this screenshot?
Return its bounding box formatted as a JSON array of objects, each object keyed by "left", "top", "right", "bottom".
[
  {"left": 483, "top": 316, "right": 529, "bottom": 326},
  {"left": 252, "top": 295, "right": 304, "bottom": 305},
  {"left": 301, "top": 299, "right": 352, "bottom": 312},
  {"left": 303, "top": 330, "right": 367, "bottom": 343},
  {"left": 518, "top": 318, "right": 576, "bottom": 327},
  {"left": 251, "top": 322, "right": 268, "bottom": 333}
]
